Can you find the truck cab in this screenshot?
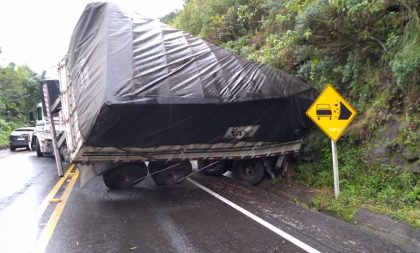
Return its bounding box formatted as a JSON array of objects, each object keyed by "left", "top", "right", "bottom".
[
  {"left": 32, "top": 102, "right": 53, "bottom": 156},
  {"left": 31, "top": 81, "right": 66, "bottom": 159}
]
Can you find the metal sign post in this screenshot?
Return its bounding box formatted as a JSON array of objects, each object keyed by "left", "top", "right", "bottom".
[{"left": 331, "top": 139, "right": 340, "bottom": 199}]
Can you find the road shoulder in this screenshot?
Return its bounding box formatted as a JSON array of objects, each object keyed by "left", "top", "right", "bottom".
[{"left": 259, "top": 179, "right": 420, "bottom": 253}]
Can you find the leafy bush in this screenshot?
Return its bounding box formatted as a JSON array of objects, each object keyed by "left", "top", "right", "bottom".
[{"left": 0, "top": 119, "right": 20, "bottom": 148}]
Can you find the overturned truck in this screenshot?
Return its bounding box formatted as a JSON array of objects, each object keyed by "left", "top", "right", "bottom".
[{"left": 54, "top": 2, "right": 317, "bottom": 188}]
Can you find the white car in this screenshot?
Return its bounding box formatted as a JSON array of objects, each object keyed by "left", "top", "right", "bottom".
[{"left": 9, "top": 127, "right": 35, "bottom": 151}]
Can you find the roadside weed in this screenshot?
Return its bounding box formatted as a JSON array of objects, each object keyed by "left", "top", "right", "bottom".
[{"left": 295, "top": 137, "right": 419, "bottom": 228}]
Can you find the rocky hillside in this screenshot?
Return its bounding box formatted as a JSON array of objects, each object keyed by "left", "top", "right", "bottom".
[{"left": 164, "top": 0, "right": 419, "bottom": 226}]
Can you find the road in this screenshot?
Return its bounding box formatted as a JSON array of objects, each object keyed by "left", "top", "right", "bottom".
[
  {"left": 0, "top": 148, "right": 58, "bottom": 252},
  {"left": 0, "top": 150, "right": 413, "bottom": 253}
]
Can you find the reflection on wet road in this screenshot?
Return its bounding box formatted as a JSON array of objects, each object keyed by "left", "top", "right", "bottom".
[
  {"left": 0, "top": 150, "right": 411, "bottom": 253},
  {"left": 0, "top": 151, "right": 305, "bottom": 253},
  {"left": 0, "top": 150, "right": 58, "bottom": 252},
  {"left": 46, "top": 172, "right": 306, "bottom": 253}
]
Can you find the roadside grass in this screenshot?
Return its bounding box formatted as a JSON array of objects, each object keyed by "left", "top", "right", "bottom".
[
  {"left": 295, "top": 137, "right": 420, "bottom": 228},
  {"left": 0, "top": 119, "right": 21, "bottom": 149}
]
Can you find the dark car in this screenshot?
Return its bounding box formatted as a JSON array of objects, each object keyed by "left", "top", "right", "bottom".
[
  {"left": 9, "top": 127, "right": 35, "bottom": 151},
  {"left": 316, "top": 104, "right": 332, "bottom": 120}
]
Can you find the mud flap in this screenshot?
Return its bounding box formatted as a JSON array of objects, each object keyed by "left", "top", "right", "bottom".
[
  {"left": 78, "top": 162, "right": 114, "bottom": 186},
  {"left": 275, "top": 155, "right": 286, "bottom": 172},
  {"left": 275, "top": 154, "right": 293, "bottom": 179},
  {"left": 263, "top": 158, "right": 276, "bottom": 178},
  {"left": 269, "top": 154, "right": 290, "bottom": 178}
]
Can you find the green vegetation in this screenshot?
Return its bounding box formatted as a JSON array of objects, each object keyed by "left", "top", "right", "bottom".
[
  {"left": 166, "top": 0, "right": 420, "bottom": 227},
  {"left": 298, "top": 134, "right": 419, "bottom": 227},
  {"left": 0, "top": 55, "right": 42, "bottom": 148}
]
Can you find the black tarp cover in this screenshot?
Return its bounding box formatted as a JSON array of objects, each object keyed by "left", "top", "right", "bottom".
[{"left": 66, "top": 2, "right": 317, "bottom": 148}]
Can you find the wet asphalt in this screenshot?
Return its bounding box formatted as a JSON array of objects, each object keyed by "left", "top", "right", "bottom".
[
  {"left": 46, "top": 174, "right": 304, "bottom": 252},
  {"left": 0, "top": 149, "right": 58, "bottom": 252},
  {"left": 0, "top": 150, "right": 414, "bottom": 253}
]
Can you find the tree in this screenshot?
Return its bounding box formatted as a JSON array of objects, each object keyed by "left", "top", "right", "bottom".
[{"left": 0, "top": 63, "right": 41, "bottom": 123}]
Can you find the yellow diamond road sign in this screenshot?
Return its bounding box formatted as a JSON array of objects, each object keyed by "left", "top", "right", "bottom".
[{"left": 306, "top": 84, "right": 357, "bottom": 142}]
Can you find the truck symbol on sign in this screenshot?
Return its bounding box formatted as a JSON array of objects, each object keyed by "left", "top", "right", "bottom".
[{"left": 316, "top": 104, "right": 332, "bottom": 120}]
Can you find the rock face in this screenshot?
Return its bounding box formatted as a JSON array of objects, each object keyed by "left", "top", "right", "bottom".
[{"left": 365, "top": 120, "right": 419, "bottom": 173}]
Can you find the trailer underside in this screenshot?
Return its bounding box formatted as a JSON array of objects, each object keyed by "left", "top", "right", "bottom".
[{"left": 72, "top": 139, "right": 302, "bottom": 163}]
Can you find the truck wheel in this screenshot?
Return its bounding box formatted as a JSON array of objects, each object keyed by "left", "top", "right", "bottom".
[
  {"left": 31, "top": 138, "right": 36, "bottom": 151},
  {"left": 10, "top": 146, "right": 16, "bottom": 151},
  {"left": 35, "top": 138, "right": 43, "bottom": 157},
  {"left": 232, "top": 159, "right": 265, "bottom": 185},
  {"left": 149, "top": 161, "right": 192, "bottom": 186},
  {"left": 198, "top": 160, "right": 228, "bottom": 176},
  {"left": 103, "top": 162, "right": 148, "bottom": 189}
]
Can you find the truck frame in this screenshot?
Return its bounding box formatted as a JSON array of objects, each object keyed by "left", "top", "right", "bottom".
[{"left": 34, "top": 60, "right": 303, "bottom": 189}]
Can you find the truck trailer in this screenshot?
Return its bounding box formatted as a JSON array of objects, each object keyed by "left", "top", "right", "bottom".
[{"left": 43, "top": 2, "right": 317, "bottom": 189}]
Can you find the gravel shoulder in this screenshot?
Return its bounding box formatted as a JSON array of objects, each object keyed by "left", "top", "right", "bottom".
[{"left": 258, "top": 178, "right": 420, "bottom": 253}]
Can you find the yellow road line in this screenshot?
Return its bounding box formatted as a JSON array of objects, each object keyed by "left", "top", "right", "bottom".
[
  {"left": 33, "top": 168, "right": 79, "bottom": 253},
  {"left": 35, "top": 164, "right": 75, "bottom": 219}
]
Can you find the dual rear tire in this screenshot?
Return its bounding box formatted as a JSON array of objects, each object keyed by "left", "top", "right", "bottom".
[
  {"left": 103, "top": 162, "right": 148, "bottom": 189},
  {"left": 103, "top": 161, "right": 193, "bottom": 189},
  {"left": 198, "top": 160, "right": 228, "bottom": 176},
  {"left": 199, "top": 159, "right": 266, "bottom": 186},
  {"left": 149, "top": 161, "right": 192, "bottom": 186},
  {"left": 232, "top": 159, "right": 265, "bottom": 186},
  {"left": 102, "top": 157, "right": 288, "bottom": 189}
]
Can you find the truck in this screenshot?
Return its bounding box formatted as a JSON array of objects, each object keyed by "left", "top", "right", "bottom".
[
  {"left": 41, "top": 2, "right": 317, "bottom": 189},
  {"left": 30, "top": 81, "right": 70, "bottom": 162},
  {"left": 31, "top": 101, "right": 56, "bottom": 157}
]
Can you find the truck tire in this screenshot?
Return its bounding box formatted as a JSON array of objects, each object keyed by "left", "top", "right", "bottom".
[
  {"left": 232, "top": 159, "right": 265, "bottom": 185},
  {"left": 198, "top": 160, "right": 228, "bottom": 176},
  {"left": 35, "top": 138, "right": 43, "bottom": 157},
  {"left": 149, "top": 161, "right": 192, "bottom": 186},
  {"left": 31, "top": 137, "right": 36, "bottom": 151},
  {"left": 103, "top": 162, "right": 148, "bottom": 189},
  {"left": 10, "top": 146, "right": 16, "bottom": 151}
]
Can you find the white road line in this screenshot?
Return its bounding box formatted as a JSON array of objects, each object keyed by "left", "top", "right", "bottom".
[{"left": 187, "top": 178, "right": 321, "bottom": 253}]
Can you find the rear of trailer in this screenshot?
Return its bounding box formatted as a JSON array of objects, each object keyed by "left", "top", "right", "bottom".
[{"left": 54, "top": 2, "right": 316, "bottom": 188}]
